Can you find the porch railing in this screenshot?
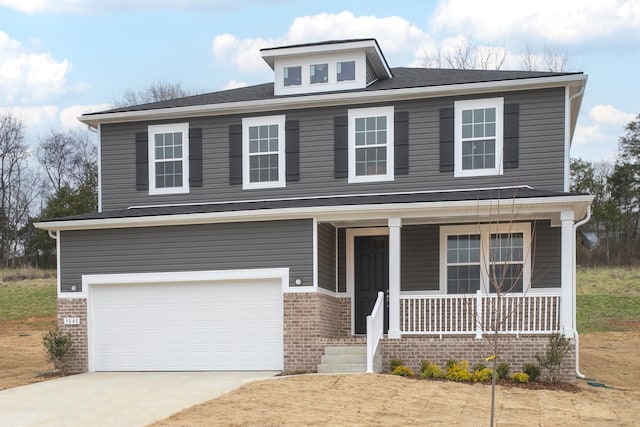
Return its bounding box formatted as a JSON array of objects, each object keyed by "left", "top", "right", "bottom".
[
  {"left": 399, "top": 291, "right": 560, "bottom": 337},
  {"left": 366, "top": 291, "right": 385, "bottom": 373}
]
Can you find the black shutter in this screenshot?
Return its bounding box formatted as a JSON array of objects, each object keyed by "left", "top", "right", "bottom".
[
  {"left": 189, "top": 128, "right": 203, "bottom": 187},
  {"left": 285, "top": 120, "right": 300, "bottom": 182},
  {"left": 334, "top": 116, "right": 348, "bottom": 179},
  {"left": 439, "top": 107, "right": 454, "bottom": 172},
  {"left": 229, "top": 124, "right": 242, "bottom": 185},
  {"left": 503, "top": 103, "right": 519, "bottom": 169},
  {"left": 394, "top": 111, "right": 409, "bottom": 175},
  {"left": 135, "top": 132, "right": 148, "bottom": 191}
]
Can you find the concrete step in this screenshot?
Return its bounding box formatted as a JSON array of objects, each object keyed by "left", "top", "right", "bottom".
[
  {"left": 317, "top": 363, "right": 367, "bottom": 374},
  {"left": 317, "top": 345, "right": 367, "bottom": 374},
  {"left": 323, "top": 345, "right": 366, "bottom": 356}
]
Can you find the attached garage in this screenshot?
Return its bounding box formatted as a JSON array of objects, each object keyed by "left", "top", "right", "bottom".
[{"left": 86, "top": 271, "right": 285, "bottom": 372}]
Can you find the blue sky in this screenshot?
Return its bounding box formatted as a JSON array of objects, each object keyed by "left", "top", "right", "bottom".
[{"left": 0, "top": 0, "right": 638, "bottom": 161}]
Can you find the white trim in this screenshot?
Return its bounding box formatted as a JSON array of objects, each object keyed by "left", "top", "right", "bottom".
[
  {"left": 242, "top": 115, "right": 286, "bottom": 190},
  {"left": 388, "top": 217, "right": 402, "bottom": 339},
  {"left": 345, "top": 227, "right": 389, "bottom": 335},
  {"left": 148, "top": 123, "right": 190, "bottom": 195},
  {"left": 97, "top": 123, "right": 102, "bottom": 212},
  {"left": 84, "top": 267, "right": 288, "bottom": 372},
  {"left": 78, "top": 75, "right": 587, "bottom": 127},
  {"left": 454, "top": 98, "right": 504, "bottom": 178},
  {"left": 348, "top": 106, "right": 395, "bottom": 183},
  {"left": 36, "top": 194, "right": 594, "bottom": 232},
  {"left": 564, "top": 86, "right": 570, "bottom": 192},
  {"left": 56, "top": 231, "right": 62, "bottom": 298},
  {"left": 312, "top": 217, "right": 318, "bottom": 288},
  {"left": 439, "top": 222, "right": 532, "bottom": 294}
]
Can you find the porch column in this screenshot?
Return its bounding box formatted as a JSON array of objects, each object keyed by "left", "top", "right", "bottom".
[
  {"left": 388, "top": 217, "right": 402, "bottom": 339},
  {"left": 560, "top": 210, "right": 575, "bottom": 338}
]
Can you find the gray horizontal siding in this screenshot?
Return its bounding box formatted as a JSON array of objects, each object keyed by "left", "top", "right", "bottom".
[
  {"left": 401, "top": 225, "right": 439, "bottom": 291},
  {"left": 532, "top": 220, "right": 561, "bottom": 288},
  {"left": 337, "top": 228, "right": 346, "bottom": 292},
  {"left": 59, "top": 219, "right": 313, "bottom": 292},
  {"left": 318, "top": 223, "right": 336, "bottom": 291},
  {"left": 101, "top": 87, "right": 566, "bottom": 210}
]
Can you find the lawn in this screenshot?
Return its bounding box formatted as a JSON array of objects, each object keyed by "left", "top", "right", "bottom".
[{"left": 0, "top": 269, "right": 56, "bottom": 323}]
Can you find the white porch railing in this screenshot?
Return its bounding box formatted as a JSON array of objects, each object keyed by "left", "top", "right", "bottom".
[
  {"left": 366, "top": 291, "right": 385, "bottom": 373},
  {"left": 400, "top": 290, "right": 560, "bottom": 336}
]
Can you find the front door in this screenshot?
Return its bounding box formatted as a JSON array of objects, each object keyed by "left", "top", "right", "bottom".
[{"left": 354, "top": 235, "right": 389, "bottom": 334}]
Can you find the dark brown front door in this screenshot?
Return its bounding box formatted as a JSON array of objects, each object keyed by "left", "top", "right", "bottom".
[{"left": 354, "top": 235, "right": 389, "bottom": 334}]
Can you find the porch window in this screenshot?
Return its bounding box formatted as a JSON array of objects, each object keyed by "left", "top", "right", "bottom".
[{"left": 440, "top": 223, "right": 531, "bottom": 294}]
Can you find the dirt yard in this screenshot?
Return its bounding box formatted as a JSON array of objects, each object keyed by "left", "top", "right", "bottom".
[{"left": 1, "top": 323, "right": 638, "bottom": 426}]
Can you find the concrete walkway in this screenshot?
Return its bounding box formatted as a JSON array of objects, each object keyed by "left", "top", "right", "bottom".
[{"left": 0, "top": 371, "right": 277, "bottom": 427}]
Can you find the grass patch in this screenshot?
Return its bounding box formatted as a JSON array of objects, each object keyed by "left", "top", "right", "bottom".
[
  {"left": 577, "top": 267, "right": 640, "bottom": 333},
  {"left": 0, "top": 268, "right": 56, "bottom": 283},
  {"left": 0, "top": 281, "right": 57, "bottom": 321}
]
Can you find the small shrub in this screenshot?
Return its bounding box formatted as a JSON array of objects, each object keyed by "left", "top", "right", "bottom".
[
  {"left": 523, "top": 363, "right": 541, "bottom": 382},
  {"left": 391, "top": 365, "right": 414, "bottom": 377},
  {"left": 420, "top": 360, "right": 444, "bottom": 379},
  {"left": 445, "top": 358, "right": 458, "bottom": 370},
  {"left": 42, "top": 327, "right": 72, "bottom": 374},
  {"left": 536, "top": 333, "right": 572, "bottom": 383},
  {"left": 446, "top": 359, "right": 472, "bottom": 382},
  {"left": 496, "top": 361, "right": 510, "bottom": 380},
  {"left": 512, "top": 372, "right": 530, "bottom": 383},
  {"left": 473, "top": 367, "right": 493, "bottom": 382},
  {"left": 473, "top": 362, "right": 487, "bottom": 372},
  {"left": 390, "top": 358, "right": 404, "bottom": 372}
]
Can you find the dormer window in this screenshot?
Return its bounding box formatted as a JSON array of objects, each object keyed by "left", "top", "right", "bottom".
[
  {"left": 310, "top": 63, "right": 328, "bottom": 84},
  {"left": 337, "top": 61, "right": 355, "bottom": 81},
  {"left": 284, "top": 66, "right": 301, "bottom": 87}
]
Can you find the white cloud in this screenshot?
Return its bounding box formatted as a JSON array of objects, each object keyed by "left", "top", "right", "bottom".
[
  {"left": 588, "top": 105, "right": 636, "bottom": 126},
  {"left": 430, "top": 0, "right": 640, "bottom": 44},
  {"left": 0, "top": 31, "right": 72, "bottom": 105},
  {"left": 0, "top": 105, "right": 58, "bottom": 127},
  {"left": 221, "top": 80, "right": 248, "bottom": 90},
  {"left": 211, "top": 11, "right": 432, "bottom": 73},
  {"left": 59, "top": 103, "right": 111, "bottom": 129}
]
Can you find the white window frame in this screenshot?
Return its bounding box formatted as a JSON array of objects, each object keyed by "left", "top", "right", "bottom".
[
  {"left": 242, "top": 115, "right": 286, "bottom": 190},
  {"left": 439, "top": 223, "right": 531, "bottom": 295},
  {"left": 348, "top": 106, "right": 395, "bottom": 184},
  {"left": 148, "top": 123, "right": 189, "bottom": 195},
  {"left": 454, "top": 98, "right": 504, "bottom": 178}
]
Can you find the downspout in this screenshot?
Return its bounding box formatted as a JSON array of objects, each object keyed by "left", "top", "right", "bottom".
[
  {"left": 573, "top": 205, "right": 591, "bottom": 378},
  {"left": 48, "top": 230, "right": 58, "bottom": 240}
]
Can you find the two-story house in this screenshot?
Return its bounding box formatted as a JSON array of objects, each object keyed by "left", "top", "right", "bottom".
[{"left": 36, "top": 39, "right": 591, "bottom": 378}]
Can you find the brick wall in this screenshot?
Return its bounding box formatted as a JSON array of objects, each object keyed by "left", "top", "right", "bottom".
[
  {"left": 57, "top": 298, "right": 88, "bottom": 373},
  {"left": 381, "top": 335, "right": 576, "bottom": 382}
]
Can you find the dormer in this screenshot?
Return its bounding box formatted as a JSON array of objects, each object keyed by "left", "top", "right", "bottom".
[{"left": 260, "top": 39, "right": 393, "bottom": 96}]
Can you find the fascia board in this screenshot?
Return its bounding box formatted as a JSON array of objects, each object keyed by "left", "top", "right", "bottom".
[
  {"left": 78, "top": 74, "right": 588, "bottom": 127},
  {"left": 34, "top": 194, "right": 594, "bottom": 232}
]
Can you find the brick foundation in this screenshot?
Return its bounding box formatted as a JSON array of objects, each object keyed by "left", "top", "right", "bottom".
[
  {"left": 57, "top": 298, "right": 88, "bottom": 373},
  {"left": 381, "top": 335, "right": 576, "bottom": 382}
]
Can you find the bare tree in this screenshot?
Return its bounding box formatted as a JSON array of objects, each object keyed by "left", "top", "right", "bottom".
[
  {"left": 112, "top": 81, "right": 195, "bottom": 108},
  {"left": 520, "top": 44, "right": 572, "bottom": 72},
  {"left": 38, "top": 130, "right": 97, "bottom": 193},
  {"left": 423, "top": 39, "right": 507, "bottom": 70}
]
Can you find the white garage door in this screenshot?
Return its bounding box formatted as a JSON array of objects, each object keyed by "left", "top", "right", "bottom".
[{"left": 90, "top": 279, "right": 283, "bottom": 371}]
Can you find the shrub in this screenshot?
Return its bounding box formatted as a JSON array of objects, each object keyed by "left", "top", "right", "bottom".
[
  {"left": 390, "top": 358, "right": 404, "bottom": 372},
  {"left": 512, "top": 372, "right": 530, "bottom": 383},
  {"left": 420, "top": 360, "right": 444, "bottom": 379},
  {"left": 445, "top": 358, "right": 458, "bottom": 370},
  {"left": 473, "top": 367, "right": 493, "bottom": 382},
  {"left": 473, "top": 362, "right": 487, "bottom": 372},
  {"left": 391, "top": 365, "right": 414, "bottom": 377},
  {"left": 523, "top": 363, "right": 541, "bottom": 382},
  {"left": 496, "top": 361, "right": 510, "bottom": 380},
  {"left": 446, "top": 359, "right": 472, "bottom": 382},
  {"left": 42, "top": 327, "right": 72, "bottom": 374},
  {"left": 536, "top": 333, "right": 572, "bottom": 383}
]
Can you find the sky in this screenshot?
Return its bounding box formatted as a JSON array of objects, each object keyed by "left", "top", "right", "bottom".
[{"left": 0, "top": 0, "right": 638, "bottom": 161}]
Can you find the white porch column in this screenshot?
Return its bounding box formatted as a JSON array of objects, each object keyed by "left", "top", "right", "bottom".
[
  {"left": 560, "top": 210, "right": 575, "bottom": 338},
  {"left": 388, "top": 217, "right": 402, "bottom": 339}
]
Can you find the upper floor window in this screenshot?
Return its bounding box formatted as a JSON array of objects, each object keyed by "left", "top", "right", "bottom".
[
  {"left": 242, "top": 115, "right": 286, "bottom": 190},
  {"left": 284, "top": 66, "right": 301, "bottom": 87},
  {"left": 348, "top": 106, "right": 394, "bottom": 183},
  {"left": 454, "top": 98, "right": 503, "bottom": 178},
  {"left": 148, "top": 123, "right": 189, "bottom": 195},
  {"left": 337, "top": 61, "right": 355, "bottom": 81},
  {"left": 310, "top": 63, "right": 328, "bottom": 84}
]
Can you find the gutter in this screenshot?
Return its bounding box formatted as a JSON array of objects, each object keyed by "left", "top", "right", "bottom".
[{"left": 573, "top": 205, "right": 591, "bottom": 379}]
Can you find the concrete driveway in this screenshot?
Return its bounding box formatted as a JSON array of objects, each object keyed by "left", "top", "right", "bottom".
[{"left": 0, "top": 371, "right": 277, "bottom": 427}]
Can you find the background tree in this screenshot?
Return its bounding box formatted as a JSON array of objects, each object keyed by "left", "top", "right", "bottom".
[{"left": 112, "top": 81, "right": 195, "bottom": 108}]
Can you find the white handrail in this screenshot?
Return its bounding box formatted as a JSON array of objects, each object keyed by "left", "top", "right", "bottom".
[{"left": 366, "top": 291, "right": 385, "bottom": 373}]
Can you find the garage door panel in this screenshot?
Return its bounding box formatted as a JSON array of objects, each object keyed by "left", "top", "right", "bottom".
[{"left": 91, "top": 279, "right": 283, "bottom": 371}]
